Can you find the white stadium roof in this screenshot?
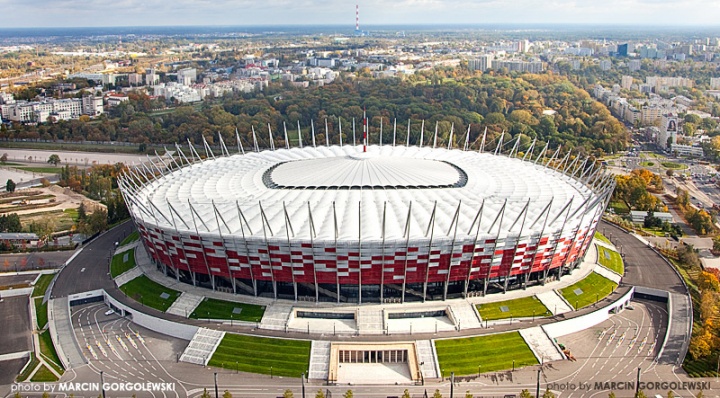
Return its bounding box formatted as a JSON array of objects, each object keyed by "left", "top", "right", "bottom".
[{"left": 126, "top": 145, "right": 603, "bottom": 242}]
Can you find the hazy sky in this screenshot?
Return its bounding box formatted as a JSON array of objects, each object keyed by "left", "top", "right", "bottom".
[{"left": 2, "top": 0, "right": 720, "bottom": 28}]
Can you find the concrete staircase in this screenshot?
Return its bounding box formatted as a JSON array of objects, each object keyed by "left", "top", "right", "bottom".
[
  {"left": 448, "top": 301, "right": 483, "bottom": 330},
  {"left": 166, "top": 292, "right": 204, "bottom": 318},
  {"left": 308, "top": 341, "right": 331, "bottom": 380},
  {"left": 114, "top": 266, "right": 143, "bottom": 287},
  {"left": 520, "top": 326, "right": 564, "bottom": 363},
  {"left": 179, "top": 328, "right": 225, "bottom": 366},
  {"left": 415, "top": 340, "right": 440, "bottom": 379},
  {"left": 536, "top": 291, "right": 573, "bottom": 315},
  {"left": 258, "top": 303, "right": 294, "bottom": 331},
  {"left": 593, "top": 265, "right": 622, "bottom": 284},
  {"left": 357, "top": 308, "right": 384, "bottom": 335}
]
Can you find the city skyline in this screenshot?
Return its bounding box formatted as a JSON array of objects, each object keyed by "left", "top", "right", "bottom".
[{"left": 1, "top": 0, "right": 719, "bottom": 29}]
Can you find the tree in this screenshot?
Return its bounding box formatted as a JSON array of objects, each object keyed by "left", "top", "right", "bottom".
[
  {"left": 403, "top": 389, "right": 412, "bottom": 398},
  {"left": 543, "top": 387, "right": 556, "bottom": 398},
  {"left": 0, "top": 153, "right": 7, "bottom": 164},
  {"left": 283, "top": 390, "right": 294, "bottom": 398},
  {"left": 519, "top": 390, "right": 533, "bottom": 398},
  {"left": 343, "top": 390, "right": 354, "bottom": 398},
  {"left": 666, "top": 391, "right": 674, "bottom": 398},
  {"left": 608, "top": 393, "right": 616, "bottom": 398},
  {"left": 433, "top": 389, "right": 443, "bottom": 398},
  {"left": 666, "top": 169, "right": 673, "bottom": 178},
  {"left": 635, "top": 390, "right": 647, "bottom": 398},
  {"left": 465, "top": 391, "right": 474, "bottom": 398},
  {"left": 315, "top": 390, "right": 326, "bottom": 398},
  {"left": 6, "top": 179, "right": 15, "bottom": 192},
  {"left": 200, "top": 389, "right": 211, "bottom": 398},
  {"left": 47, "top": 154, "right": 61, "bottom": 166},
  {"left": 223, "top": 391, "right": 233, "bottom": 398}
]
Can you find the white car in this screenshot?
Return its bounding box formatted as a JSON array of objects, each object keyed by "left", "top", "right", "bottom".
[{"left": 105, "top": 309, "right": 115, "bottom": 316}]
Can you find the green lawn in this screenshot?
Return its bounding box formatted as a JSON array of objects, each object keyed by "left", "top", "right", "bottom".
[
  {"left": 119, "top": 275, "right": 180, "bottom": 312},
  {"left": 63, "top": 208, "right": 79, "bottom": 222},
  {"left": 608, "top": 201, "right": 630, "bottom": 215},
  {"left": 639, "top": 161, "right": 655, "bottom": 167},
  {"left": 32, "top": 274, "right": 55, "bottom": 298},
  {"left": 35, "top": 297, "right": 48, "bottom": 330},
  {"left": 560, "top": 272, "right": 618, "bottom": 310},
  {"left": 17, "top": 355, "right": 40, "bottom": 381},
  {"left": 476, "top": 296, "right": 550, "bottom": 321},
  {"left": 209, "top": 334, "right": 311, "bottom": 377},
  {"left": 597, "top": 246, "right": 624, "bottom": 275},
  {"left": 110, "top": 249, "right": 136, "bottom": 278},
  {"left": 16, "top": 166, "right": 63, "bottom": 174},
  {"left": 38, "top": 330, "right": 63, "bottom": 374},
  {"left": 30, "top": 364, "right": 58, "bottom": 382},
  {"left": 594, "top": 232, "right": 612, "bottom": 245},
  {"left": 190, "top": 298, "right": 266, "bottom": 322},
  {"left": 435, "top": 332, "right": 538, "bottom": 375},
  {"left": 120, "top": 231, "right": 140, "bottom": 246},
  {"left": 661, "top": 161, "right": 687, "bottom": 170}
]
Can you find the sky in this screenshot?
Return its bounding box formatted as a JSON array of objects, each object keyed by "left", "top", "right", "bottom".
[{"left": 2, "top": 0, "right": 720, "bottom": 28}]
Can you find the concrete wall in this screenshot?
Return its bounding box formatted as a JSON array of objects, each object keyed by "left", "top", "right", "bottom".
[
  {"left": 0, "top": 287, "right": 33, "bottom": 298},
  {"left": 103, "top": 291, "right": 198, "bottom": 341},
  {"left": 543, "top": 287, "right": 635, "bottom": 338}
]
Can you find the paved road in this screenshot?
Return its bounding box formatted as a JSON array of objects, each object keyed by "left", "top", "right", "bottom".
[
  {"left": 52, "top": 221, "right": 134, "bottom": 298},
  {"left": 599, "top": 221, "right": 686, "bottom": 295}
]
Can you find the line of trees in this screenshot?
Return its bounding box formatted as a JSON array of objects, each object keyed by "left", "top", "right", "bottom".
[{"left": 2, "top": 72, "right": 628, "bottom": 157}]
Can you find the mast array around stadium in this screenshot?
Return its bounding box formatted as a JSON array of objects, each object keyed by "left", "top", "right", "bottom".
[{"left": 119, "top": 116, "right": 615, "bottom": 303}]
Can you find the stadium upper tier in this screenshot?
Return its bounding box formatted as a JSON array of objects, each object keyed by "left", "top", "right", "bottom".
[{"left": 124, "top": 145, "right": 602, "bottom": 242}]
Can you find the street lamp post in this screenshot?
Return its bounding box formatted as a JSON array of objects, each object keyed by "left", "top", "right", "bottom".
[
  {"left": 100, "top": 371, "right": 106, "bottom": 398},
  {"left": 301, "top": 372, "right": 306, "bottom": 398},
  {"left": 214, "top": 372, "right": 219, "bottom": 398}
]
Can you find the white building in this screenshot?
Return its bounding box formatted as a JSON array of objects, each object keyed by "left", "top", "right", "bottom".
[
  {"left": 154, "top": 82, "right": 202, "bottom": 103},
  {"left": 468, "top": 54, "right": 494, "bottom": 72},
  {"left": 621, "top": 75, "right": 633, "bottom": 90},
  {"left": 177, "top": 68, "right": 197, "bottom": 86}
]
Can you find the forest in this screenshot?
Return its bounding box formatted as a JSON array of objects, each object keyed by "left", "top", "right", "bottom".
[{"left": 2, "top": 71, "right": 630, "bottom": 157}]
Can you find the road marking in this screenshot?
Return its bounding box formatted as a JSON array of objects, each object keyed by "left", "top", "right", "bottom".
[{"left": 80, "top": 267, "right": 85, "bottom": 272}]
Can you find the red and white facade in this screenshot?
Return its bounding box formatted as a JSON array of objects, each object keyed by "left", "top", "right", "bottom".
[{"left": 120, "top": 133, "right": 614, "bottom": 303}]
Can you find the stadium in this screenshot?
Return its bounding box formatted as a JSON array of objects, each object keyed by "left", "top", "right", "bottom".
[{"left": 118, "top": 124, "right": 615, "bottom": 303}]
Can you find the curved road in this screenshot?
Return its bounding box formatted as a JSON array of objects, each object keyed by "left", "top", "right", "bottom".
[{"left": 52, "top": 221, "right": 134, "bottom": 298}]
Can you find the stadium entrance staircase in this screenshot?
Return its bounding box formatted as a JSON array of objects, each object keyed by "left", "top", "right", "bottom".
[
  {"left": 415, "top": 340, "right": 440, "bottom": 379},
  {"left": 166, "top": 292, "right": 204, "bottom": 318},
  {"left": 520, "top": 326, "right": 564, "bottom": 362},
  {"left": 179, "top": 328, "right": 225, "bottom": 366},
  {"left": 447, "top": 301, "right": 483, "bottom": 330},
  {"left": 357, "top": 308, "right": 384, "bottom": 335},
  {"left": 259, "top": 302, "right": 294, "bottom": 331},
  {"left": 308, "top": 341, "right": 331, "bottom": 380},
  {"left": 536, "top": 290, "right": 573, "bottom": 315},
  {"left": 114, "top": 266, "right": 142, "bottom": 287}
]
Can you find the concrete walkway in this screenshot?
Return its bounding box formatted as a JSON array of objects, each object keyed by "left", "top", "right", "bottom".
[
  {"left": 519, "top": 326, "right": 564, "bottom": 363},
  {"left": 308, "top": 341, "right": 331, "bottom": 380},
  {"left": 593, "top": 264, "right": 622, "bottom": 284},
  {"left": 536, "top": 290, "right": 573, "bottom": 315},
  {"left": 166, "top": 292, "right": 204, "bottom": 318},
  {"left": 114, "top": 266, "right": 142, "bottom": 287},
  {"left": 48, "top": 297, "right": 86, "bottom": 369},
  {"left": 658, "top": 292, "right": 692, "bottom": 365},
  {"left": 179, "top": 327, "right": 225, "bottom": 366}
]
